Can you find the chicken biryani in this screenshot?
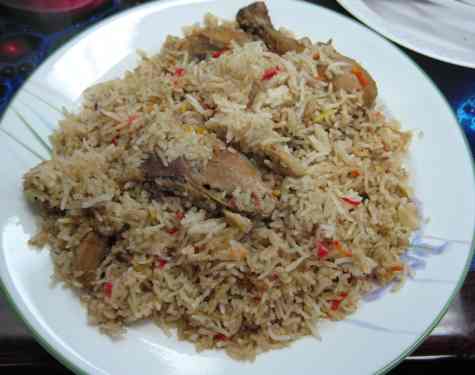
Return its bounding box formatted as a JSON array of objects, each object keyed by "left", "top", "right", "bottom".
[{"left": 23, "top": 2, "right": 419, "bottom": 360}]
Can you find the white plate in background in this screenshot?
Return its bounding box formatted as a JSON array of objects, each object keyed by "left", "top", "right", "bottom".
[{"left": 337, "top": 0, "right": 475, "bottom": 68}]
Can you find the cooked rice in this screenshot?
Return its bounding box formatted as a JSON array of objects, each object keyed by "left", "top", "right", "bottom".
[{"left": 23, "top": 12, "right": 419, "bottom": 360}]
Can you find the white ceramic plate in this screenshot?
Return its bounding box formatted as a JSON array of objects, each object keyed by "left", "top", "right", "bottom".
[
  {"left": 0, "top": 1, "right": 474, "bottom": 374},
  {"left": 337, "top": 0, "right": 475, "bottom": 68}
]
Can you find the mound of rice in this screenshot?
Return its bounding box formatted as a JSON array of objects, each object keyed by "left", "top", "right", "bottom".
[{"left": 23, "top": 11, "right": 419, "bottom": 360}]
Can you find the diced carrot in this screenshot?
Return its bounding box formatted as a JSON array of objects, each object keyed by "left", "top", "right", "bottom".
[
  {"left": 330, "top": 300, "right": 341, "bottom": 310},
  {"left": 313, "top": 52, "right": 320, "bottom": 60},
  {"left": 342, "top": 197, "right": 362, "bottom": 206},
  {"left": 350, "top": 170, "right": 361, "bottom": 177},
  {"left": 212, "top": 50, "right": 226, "bottom": 58},
  {"left": 333, "top": 240, "right": 352, "bottom": 257},
  {"left": 262, "top": 66, "right": 281, "bottom": 81},
  {"left": 167, "top": 228, "right": 178, "bottom": 235},
  {"left": 156, "top": 258, "right": 167, "bottom": 269},
  {"left": 127, "top": 114, "right": 138, "bottom": 126},
  {"left": 230, "top": 243, "right": 249, "bottom": 260},
  {"left": 390, "top": 265, "right": 404, "bottom": 272},
  {"left": 175, "top": 67, "right": 185, "bottom": 77},
  {"left": 104, "top": 282, "right": 113, "bottom": 298},
  {"left": 315, "top": 241, "right": 329, "bottom": 258},
  {"left": 330, "top": 292, "right": 348, "bottom": 311},
  {"left": 352, "top": 66, "right": 369, "bottom": 87}
]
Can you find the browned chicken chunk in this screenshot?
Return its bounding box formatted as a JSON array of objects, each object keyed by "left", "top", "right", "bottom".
[
  {"left": 236, "top": 1, "right": 304, "bottom": 55},
  {"left": 262, "top": 144, "right": 307, "bottom": 177},
  {"left": 237, "top": 2, "right": 377, "bottom": 107},
  {"left": 204, "top": 124, "right": 307, "bottom": 178},
  {"left": 142, "top": 142, "right": 275, "bottom": 217},
  {"left": 72, "top": 232, "right": 108, "bottom": 287},
  {"left": 179, "top": 25, "right": 252, "bottom": 61},
  {"left": 142, "top": 157, "right": 188, "bottom": 179}
]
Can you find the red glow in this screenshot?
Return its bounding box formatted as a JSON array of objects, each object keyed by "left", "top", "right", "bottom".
[
  {"left": 5, "top": 44, "right": 18, "bottom": 54},
  {"left": 0, "top": 39, "right": 29, "bottom": 58},
  {"left": 0, "top": 0, "right": 107, "bottom": 13}
]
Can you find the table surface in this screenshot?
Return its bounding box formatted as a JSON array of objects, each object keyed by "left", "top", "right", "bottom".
[{"left": 0, "top": 1, "right": 474, "bottom": 374}]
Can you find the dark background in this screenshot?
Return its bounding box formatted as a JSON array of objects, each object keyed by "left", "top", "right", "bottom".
[{"left": 0, "top": 0, "right": 474, "bottom": 373}]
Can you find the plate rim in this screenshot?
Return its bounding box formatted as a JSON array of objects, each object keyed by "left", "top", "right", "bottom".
[
  {"left": 1, "top": 0, "right": 474, "bottom": 374},
  {"left": 336, "top": 0, "right": 475, "bottom": 69}
]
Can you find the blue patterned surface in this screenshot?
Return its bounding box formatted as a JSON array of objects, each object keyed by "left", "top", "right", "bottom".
[
  {"left": 450, "top": 78, "right": 475, "bottom": 272},
  {"left": 0, "top": 0, "right": 133, "bottom": 113}
]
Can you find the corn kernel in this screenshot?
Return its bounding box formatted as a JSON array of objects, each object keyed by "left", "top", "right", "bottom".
[
  {"left": 195, "top": 127, "right": 207, "bottom": 135},
  {"left": 178, "top": 102, "right": 191, "bottom": 113},
  {"left": 183, "top": 125, "right": 194, "bottom": 133},
  {"left": 133, "top": 264, "right": 148, "bottom": 272},
  {"left": 230, "top": 244, "right": 248, "bottom": 260},
  {"left": 313, "top": 109, "right": 336, "bottom": 124}
]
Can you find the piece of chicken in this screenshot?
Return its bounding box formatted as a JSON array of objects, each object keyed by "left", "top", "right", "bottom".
[
  {"left": 236, "top": 1, "right": 304, "bottom": 55},
  {"left": 72, "top": 232, "right": 108, "bottom": 288},
  {"left": 237, "top": 2, "right": 377, "bottom": 107},
  {"left": 317, "top": 50, "right": 377, "bottom": 107},
  {"left": 142, "top": 142, "right": 275, "bottom": 217},
  {"left": 179, "top": 25, "right": 252, "bottom": 61},
  {"left": 205, "top": 121, "right": 307, "bottom": 178},
  {"left": 262, "top": 144, "right": 307, "bottom": 177}
]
